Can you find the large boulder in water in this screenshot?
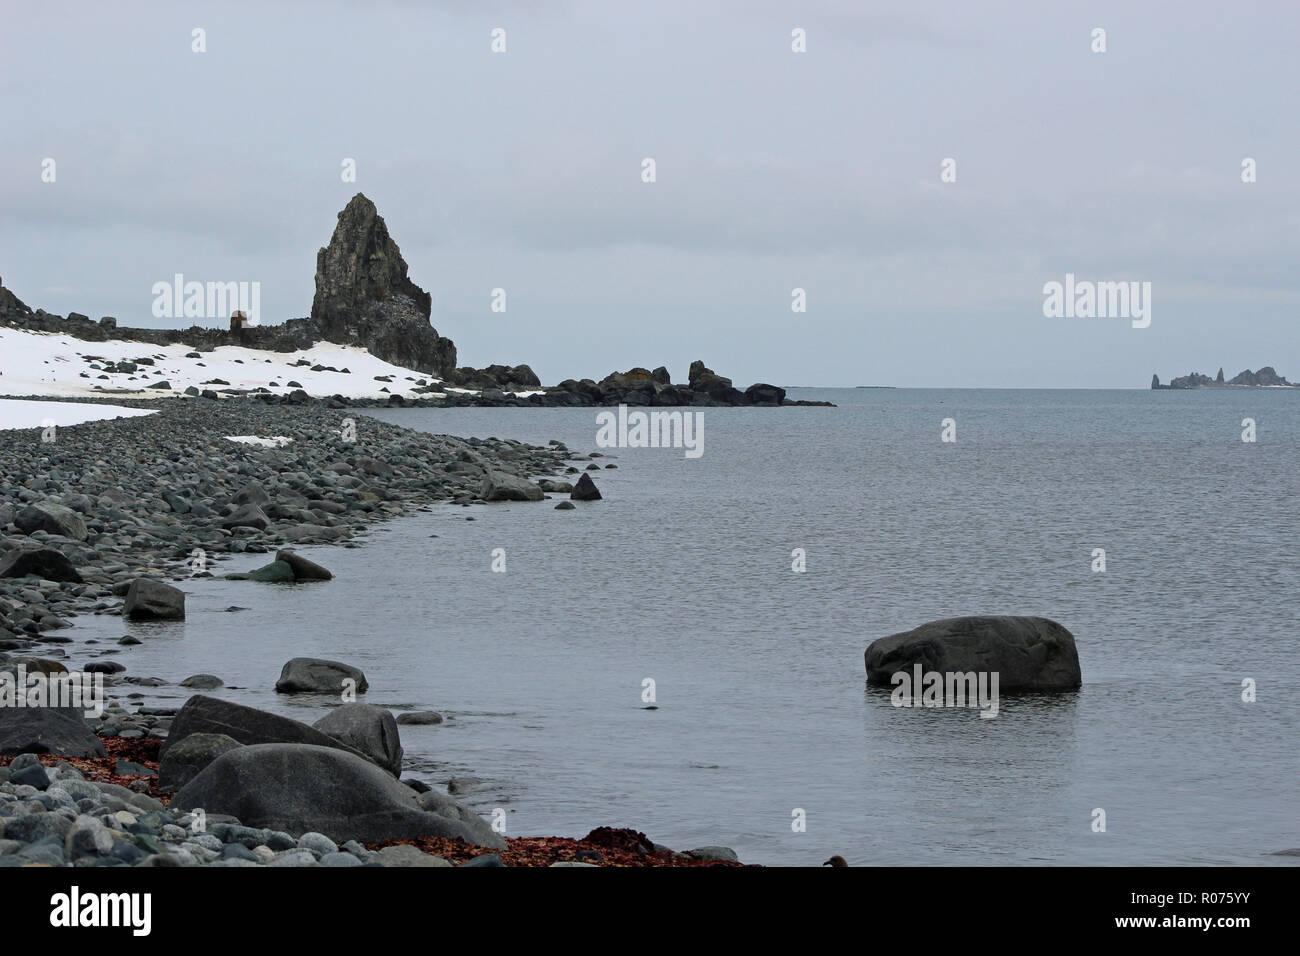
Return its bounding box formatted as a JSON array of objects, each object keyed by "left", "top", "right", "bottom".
[
  {"left": 0, "top": 546, "right": 82, "bottom": 583},
  {"left": 0, "top": 707, "right": 105, "bottom": 757},
  {"left": 864, "top": 616, "right": 1082, "bottom": 691},
  {"left": 275, "top": 657, "right": 369, "bottom": 695},
  {"left": 124, "top": 577, "right": 186, "bottom": 620},
  {"left": 313, "top": 704, "right": 403, "bottom": 776},
  {"left": 14, "top": 503, "right": 87, "bottom": 541},
  {"left": 159, "top": 696, "right": 371, "bottom": 764},
  {"left": 310, "top": 193, "right": 457, "bottom": 378},
  {"left": 171, "top": 743, "right": 506, "bottom": 848}
]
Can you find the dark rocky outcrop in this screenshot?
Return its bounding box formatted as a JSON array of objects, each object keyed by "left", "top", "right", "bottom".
[
  {"left": 310, "top": 193, "right": 457, "bottom": 378},
  {"left": 445, "top": 364, "right": 540, "bottom": 392},
  {"left": 123, "top": 577, "right": 186, "bottom": 620},
  {"left": 744, "top": 382, "right": 787, "bottom": 405},
  {"left": 0, "top": 276, "right": 32, "bottom": 316},
  {"left": 1152, "top": 366, "right": 1294, "bottom": 389},
  {"left": 171, "top": 743, "right": 506, "bottom": 848},
  {"left": 864, "top": 615, "right": 1082, "bottom": 692}
]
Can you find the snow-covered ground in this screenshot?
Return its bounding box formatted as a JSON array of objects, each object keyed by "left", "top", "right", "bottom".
[
  {"left": 0, "top": 326, "right": 460, "bottom": 400},
  {"left": 0, "top": 398, "right": 156, "bottom": 432}
]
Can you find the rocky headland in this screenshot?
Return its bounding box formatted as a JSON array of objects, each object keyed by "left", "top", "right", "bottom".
[
  {"left": 1151, "top": 366, "right": 1295, "bottom": 389},
  {"left": 0, "top": 194, "right": 829, "bottom": 408}
]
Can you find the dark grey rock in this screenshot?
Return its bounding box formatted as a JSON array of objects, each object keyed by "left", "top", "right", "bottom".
[
  {"left": 275, "top": 657, "right": 368, "bottom": 695},
  {"left": 571, "top": 473, "right": 602, "bottom": 501},
  {"left": 275, "top": 549, "right": 333, "bottom": 581},
  {"left": 248, "top": 560, "right": 294, "bottom": 583},
  {"left": 0, "top": 547, "right": 82, "bottom": 583},
  {"left": 864, "top": 615, "right": 1082, "bottom": 692},
  {"left": 9, "top": 761, "right": 50, "bottom": 789},
  {"left": 14, "top": 503, "right": 87, "bottom": 541},
  {"left": 0, "top": 707, "right": 105, "bottom": 757},
  {"left": 310, "top": 193, "right": 457, "bottom": 378},
  {"left": 313, "top": 704, "right": 403, "bottom": 776},
  {"left": 172, "top": 743, "right": 506, "bottom": 848},
  {"left": 124, "top": 577, "right": 186, "bottom": 621},
  {"left": 222, "top": 503, "right": 270, "bottom": 531},
  {"left": 179, "top": 674, "right": 224, "bottom": 690},
  {"left": 159, "top": 696, "right": 371, "bottom": 764},
  {"left": 479, "top": 470, "right": 544, "bottom": 502},
  {"left": 158, "top": 732, "right": 244, "bottom": 791}
]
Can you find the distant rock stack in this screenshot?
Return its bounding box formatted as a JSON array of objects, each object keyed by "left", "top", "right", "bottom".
[
  {"left": 310, "top": 193, "right": 457, "bottom": 378},
  {"left": 1152, "top": 366, "right": 1293, "bottom": 389}
]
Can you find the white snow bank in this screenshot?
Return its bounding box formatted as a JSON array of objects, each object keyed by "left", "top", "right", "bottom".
[
  {"left": 0, "top": 326, "right": 458, "bottom": 400},
  {"left": 0, "top": 398, "right": 156, "bottom": 432}
]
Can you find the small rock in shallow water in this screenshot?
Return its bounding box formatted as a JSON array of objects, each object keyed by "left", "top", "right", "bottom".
[
  {"left": 179, "top": 673, "right": 224, "bottom": 689},
  {"left": 124, "top": 577, "right": 186, "bottom": 621},
  {"left": 248, "top": 560, "right": 294, "bottom": 583},
  {"left": 275, "top": 657, "right": 369, "bottom": 695},
  {"left": 571, "top": 473, "right": 602, "bottom": 501}
]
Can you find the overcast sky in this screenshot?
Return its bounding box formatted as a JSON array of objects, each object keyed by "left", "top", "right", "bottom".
[{"left": 2, "top": 0, "right": 1296, "bottom": 387}]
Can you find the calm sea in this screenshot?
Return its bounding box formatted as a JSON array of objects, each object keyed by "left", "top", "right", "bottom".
[{"left": 80, "top": 388, "right": 1299, "bottom": 865}]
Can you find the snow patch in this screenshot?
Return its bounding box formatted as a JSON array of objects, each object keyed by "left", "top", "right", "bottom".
[
  {"left": 225, "top": 435, "right": 293, "bottom": 447},
  {"left": 0, "top": 399, "right": 155, "bottom": 432},
  {"left": 0, "top": 326, "right": 448, "bottom": 400}
]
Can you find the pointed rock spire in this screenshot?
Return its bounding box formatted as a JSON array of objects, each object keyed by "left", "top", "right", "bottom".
[{"left": 310, "top": 193, "right": 456, "bottom": 377}]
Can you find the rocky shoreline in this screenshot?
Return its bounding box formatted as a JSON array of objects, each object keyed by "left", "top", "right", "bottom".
[{"left": 0, "top": 397, "right": 750, "bottom": 867}]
